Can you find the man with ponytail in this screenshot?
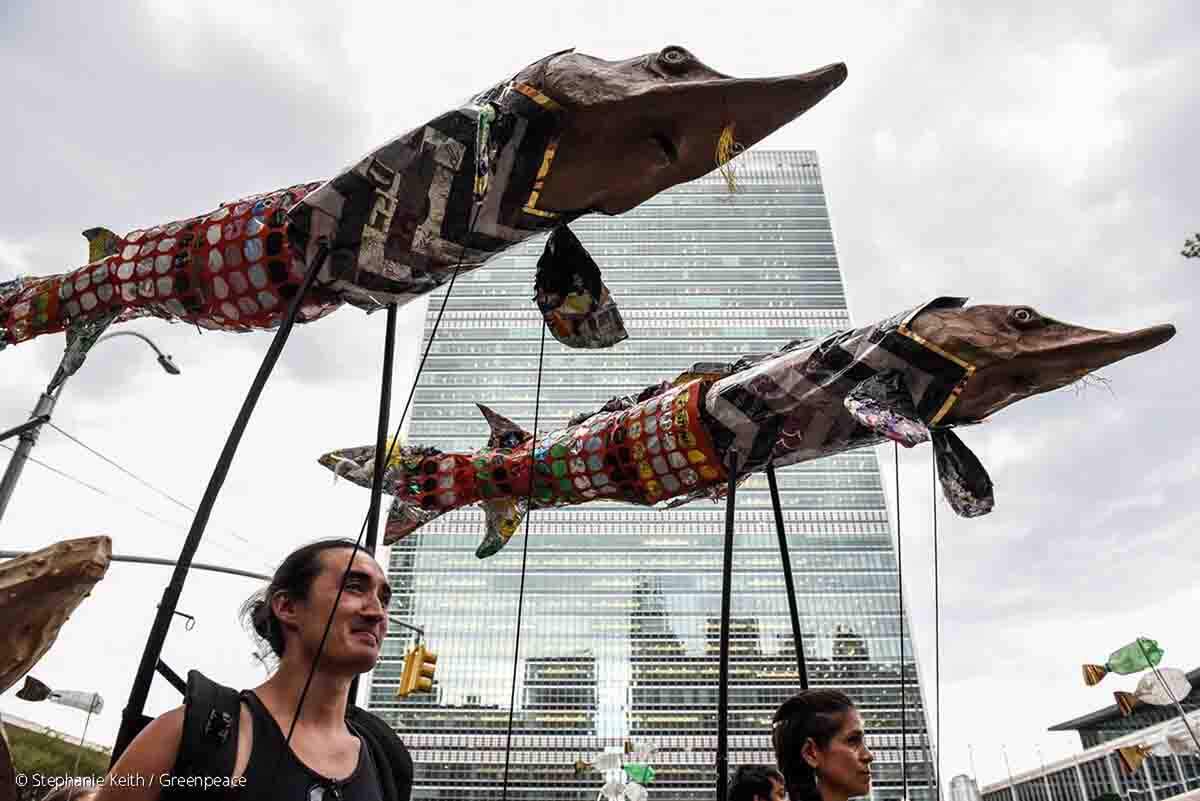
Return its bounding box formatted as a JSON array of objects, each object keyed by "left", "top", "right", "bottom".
[
  {"left": 771, "top": 690, "right": 874, "bottom": 801},
  {"left": 97, "top": 538, "right": 412, "bottom": 801}
]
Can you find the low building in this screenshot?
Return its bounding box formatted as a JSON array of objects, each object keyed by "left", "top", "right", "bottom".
[
  {"left": 980, "top": 673, "right": 1200, "bottom": 801},
  {"left": 951, "top": 774, "right": 983, "bottom": 801}
]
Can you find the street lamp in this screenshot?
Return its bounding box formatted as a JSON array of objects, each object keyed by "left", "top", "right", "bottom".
[{"left": 0, "top": 331, "right": 181, "bottom": 524}]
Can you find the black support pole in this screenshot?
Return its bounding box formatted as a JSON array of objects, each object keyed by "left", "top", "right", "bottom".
[
  {"left": 364, "top": 303, "right": 399, "bottom": 555},
  {"left": 766, "top": 466, "right": 808, "bottom": 689},
  {"left": 716, "top": 460, "right": 738, "bottom": 801},
  {"left": 349, "top": 302, "right": 398, "bottom": 706},
  {"left": 111, "top": 244, "right": 329, "bottom": 764}
]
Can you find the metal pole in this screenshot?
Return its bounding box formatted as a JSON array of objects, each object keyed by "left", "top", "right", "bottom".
[
  {"left": 0, "top": 392, "right": 57, "bottom": 524},
  {"left": 0, "top": 414, "right": 51, "bottom": 444},
  {"left": 0, "top": 550, "right": 269, "bottom": 582},
  {"left": 112, "top": 244, "right": 328, "bottom": 764},
  {"left": 365, "top": 303, "right": 398, "bottom": 554},
  {"left": 716, "top": 455, "right": 738, "bottom": 801},
  {"left": 1, "top": 329, "right": 179, "bottom": 527},
  {"left": 350, "top": 302, "right": 398, "bottom": 706},
  {"left": 766, "top": 465, "right": 807, "bottom": 688}
]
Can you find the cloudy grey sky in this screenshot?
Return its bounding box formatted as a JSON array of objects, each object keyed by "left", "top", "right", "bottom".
[{"left": 1, "top": 0, "right": 1196, "bottom": 789}]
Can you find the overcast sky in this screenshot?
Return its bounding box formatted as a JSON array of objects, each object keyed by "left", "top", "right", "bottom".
[{"left": 2, "top": 0, "right": 1197, "bottom": 790}]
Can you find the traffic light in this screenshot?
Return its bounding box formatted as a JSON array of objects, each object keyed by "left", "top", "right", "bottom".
[{"left": 397, "top": 644, "right": 437, "bottom": 697}]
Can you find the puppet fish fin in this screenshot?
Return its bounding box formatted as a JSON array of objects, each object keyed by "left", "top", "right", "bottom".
[
  {"left": 843, "top": 370, "right": 930, "bottom": 447},
  {"left": 382, "top": 495, "right": 445, "bottom": 544},
  {"left": 932, "top": 429, "right": 994, "bottom": 518},
  {"left": 81, "top": 227, "right": 121, "bottom": 262},
  {"left": 48, "top": 309, "right": 121, "bottom": 391},
  {"left": 477, "top": 403, "right": 531, "bottom": 449},
  {"left": 534, "top": 225, "right": 628, "bottom": 349},
  {"left": 475, "top": 498, "right": 528, "bottom": 559}
]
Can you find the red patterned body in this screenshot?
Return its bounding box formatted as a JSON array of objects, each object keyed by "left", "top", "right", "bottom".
[
  {"left": 1, "top": 182, "right": 341, "bottom": 345},
  {"left": 387, "top": 379, "right": 727, "bottom": 525}
]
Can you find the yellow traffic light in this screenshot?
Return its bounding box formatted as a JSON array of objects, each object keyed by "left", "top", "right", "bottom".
[{"left": 397, "top": 644, "right": 438, "bottom": 697}]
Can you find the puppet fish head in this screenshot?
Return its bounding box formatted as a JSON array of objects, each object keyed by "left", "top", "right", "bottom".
[
  {"left": 518, "top": 46, "right": 847, "bottom": 215},
  {"left": 909, "top": 303, "right": 1176, "bottom": 425},
  {"left": 0, "top": 536, "right": 112, "bottom": 694}
]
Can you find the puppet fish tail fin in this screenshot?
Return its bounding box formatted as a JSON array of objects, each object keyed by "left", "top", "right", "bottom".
[
  {"left": 1082, "top": 663, "right": 1108, "bottom": 686},
  {"left": 319, "top": 443, "right": 479, "bottom": 544},
  {"left": 1, "top": 273, "right": 70, "bottom": 351}
]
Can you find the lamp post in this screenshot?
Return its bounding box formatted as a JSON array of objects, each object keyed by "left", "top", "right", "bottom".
[{"left": 0, "top": 331, "right": 181, "bottom": 524}]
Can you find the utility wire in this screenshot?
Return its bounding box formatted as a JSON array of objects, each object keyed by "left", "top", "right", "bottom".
[
  {"left": 0, "top": 442, "right": 261, "bottom": 567},
  {"left": 44, "top": 422, "right": 272, "bottom": 568},
  {"left": 932, "top": 452, "right": 941, "bottom": 801},
  {"left": 895, "top": 443, "right": 908, "bottom": 800},
  {"left": 501, "top": 320, "right": 548, "bottom": 801},
  {"left": 47, "top": 422, "right": 255, "bottom": 548}
]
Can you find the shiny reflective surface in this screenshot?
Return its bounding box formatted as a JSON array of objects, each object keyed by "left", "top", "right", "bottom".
[{"left": 368, "top": 151, "right": 934, "bottom": 800}]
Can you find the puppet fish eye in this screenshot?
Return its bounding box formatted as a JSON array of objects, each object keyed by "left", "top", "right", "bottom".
[
  {"left": 659, "top": 47, "right": 690, "bottom": 69},
  {"left": 1010, "top": 307, "right": 1038, "bottom": 326}
]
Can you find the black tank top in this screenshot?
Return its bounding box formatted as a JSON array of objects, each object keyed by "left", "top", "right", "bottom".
[{"left": 237, "top": 691, "right": 384, "bottom": 801}]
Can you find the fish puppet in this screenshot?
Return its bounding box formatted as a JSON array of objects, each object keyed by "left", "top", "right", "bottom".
[
  {"left": 1113, "top": 668, "right": 1193, "bottom": 716},
  {"left": 1083, "top": 638, "right": 1164, "bottom": 686},
  {"left": 0, "top": 46, "right": 847, "bottom": 385},
  {"left": 321, "top": 298, "right": 1175, "bottom": 557},
  {"left": 1115, "top": 718, "right": 1200, "bottom": 775},
  {"left": 0, "top": 536, "right": 112, "bottom": 694},
  {"left": 15, "top": 676, "right": 104, "bottom": 714}
]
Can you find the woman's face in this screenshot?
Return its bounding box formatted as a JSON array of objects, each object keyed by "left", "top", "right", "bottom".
[{"left": 807, "top": 708, "right": 874, "bottom": 799}]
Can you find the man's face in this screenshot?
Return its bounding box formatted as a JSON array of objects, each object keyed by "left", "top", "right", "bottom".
[
  {"left": 806, "top": 708, "right": 873, "bottom": 798},
  {"left": 282, "top": 547, "right": 391, "bottom": 674}
]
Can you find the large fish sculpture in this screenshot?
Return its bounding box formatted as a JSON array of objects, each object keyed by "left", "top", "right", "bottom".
[
  {"left": 0, "top": 47, "right": 847, "bottom": 383},
  {"left": 0, "top": 536, "right": 111, "bottom": 694},
  {"left": 320, "top": 299, "right": 1175, "bottom": 557}
]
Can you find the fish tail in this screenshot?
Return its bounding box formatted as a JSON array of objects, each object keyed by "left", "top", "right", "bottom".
[
  {"left": 2, "top": 225, "right": 135, "bottom": 350},
  {"left": 318, "top": 443, "right": 479, "bottom": 543},
  {"left": 1082, "top": 663, "right": 1108, "bottom": 686},
  {"left": 1113, "top": 691, "right": 1139, "bottom": 717},
  {"left": 1116, "top": 746, "right": 1149, "bottom": 775},
  {"left": 1, "top": 273, "right": 70, "bottom": 350}
]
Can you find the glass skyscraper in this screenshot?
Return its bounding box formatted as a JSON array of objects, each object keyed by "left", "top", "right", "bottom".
[{"left": 367, "top": 150, "right": 935, "bottom": 801}]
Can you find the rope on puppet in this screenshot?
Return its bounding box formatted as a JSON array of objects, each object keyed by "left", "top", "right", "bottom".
[
  {"left": 895, "top": 443, "right": 909, "bottom": 799},
  {"left": 716, "top": 123, "right": 745, "bottom": 193},
  {"left": 500, "top": 319, "right": 549, "bottom": 801},
  {"left": 281, "top": 204, "right": 483, "bottom": 759}
]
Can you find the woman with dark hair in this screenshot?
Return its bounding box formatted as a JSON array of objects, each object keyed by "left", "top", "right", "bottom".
[
  {"left": 771, "top": 689, "right": 874, "bottom": 801},
  {"left": 97, "top": 538, "right": 411, "bottom": 801}
]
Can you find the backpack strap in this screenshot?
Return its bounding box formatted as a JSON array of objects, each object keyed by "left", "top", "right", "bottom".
[
  {"left": 347, "top": 706, "right": 413, "bottom": 801},
  {"left": 172, "top": 670, "right": 241, "bottom": 784}
]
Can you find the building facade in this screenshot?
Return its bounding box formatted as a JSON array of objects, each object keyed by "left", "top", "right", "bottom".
[
  {"left": 951, "top": 774, "right": 983, "bottom": 801},
  {"left": 367, "top": 150, "right": 934, "bottom": 800},
  {"left": 982, "top": 674, "right": 1200, "bottom": 801}
]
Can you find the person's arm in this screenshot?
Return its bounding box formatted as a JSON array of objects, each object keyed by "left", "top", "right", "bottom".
[{"left": 93, "top": 707, "right": 184, "bottom": 801}]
